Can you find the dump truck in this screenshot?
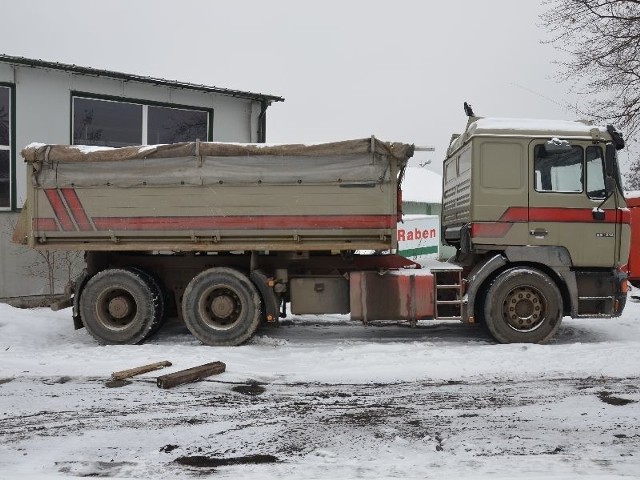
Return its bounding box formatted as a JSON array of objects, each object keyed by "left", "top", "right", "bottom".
[{"left": 13, "top": 115, "right": 630, "bottom": 346}]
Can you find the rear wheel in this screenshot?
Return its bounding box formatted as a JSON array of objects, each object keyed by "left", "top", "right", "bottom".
[
  {"left": 483, "top": 267, "right": 563, "bottom": 344},
  {"left": 79, "top": 267, "right": 164, "bottom": 345},
  {"left": 130, "top": 267, "right": 168, "bottom": 338},
  {"left": 182, "top": 267, "right": 262, "bottom": 346}
]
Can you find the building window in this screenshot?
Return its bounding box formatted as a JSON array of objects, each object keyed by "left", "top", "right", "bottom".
[
  {"left": 73, "top": 97, "right": 142, "bottom": 147},
  {"left": 72, "top": 96, "right": 210, "bottom": 147},
  {"left": 0, "top": 86, "right": 11, "bottom": 209},
  {"left": 148, "top": 105, "right": 208, "bottom": 144}
]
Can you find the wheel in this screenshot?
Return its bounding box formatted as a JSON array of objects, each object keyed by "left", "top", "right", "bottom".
[
  {"left": 129, "top": 267, "right": 168, "bottom": 337},
  {"left": 483, "top": 267, "right": 563, "bottom": 344},
  {"left": 182, "top": 267, "right": 262, "bottom": 346},
  {"left": 79, "top": 268, "right": 165, "bottom": 345}
]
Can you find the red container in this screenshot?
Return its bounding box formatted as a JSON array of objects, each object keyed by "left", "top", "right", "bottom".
[
  {"left": 626, "top": 196, "right": 640, "bottom": 286},
  {"left": 350, "top": 270, "right": 435, "bottom": 321}
]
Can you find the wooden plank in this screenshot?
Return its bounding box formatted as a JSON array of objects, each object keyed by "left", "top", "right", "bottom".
[
  {"left": 111, "top": 361, "right": 172, "bottom": 381},
  {"left": 157, "top": 361, "right": 226, "bottom": 389}
]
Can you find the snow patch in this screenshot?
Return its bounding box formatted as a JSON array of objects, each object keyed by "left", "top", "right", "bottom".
[
  {"left": 401, "top": 166, "right": 442, "bottom": 203},
  {"left": 472, "top": 117, "right": 606, "bottom": 134},
  {"left": 23, "top": 142, "right": 47, "bottom": 150},
  {"left": 71, "top": 144, "right": 115, "bottom": 153}
]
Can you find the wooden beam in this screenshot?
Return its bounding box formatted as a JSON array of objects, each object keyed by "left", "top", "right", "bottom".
[
  {"left": 157, "top": 361, "right": 226, "bottom": 389},
  {"left": 111, "top": 361, "right": 172, "bottom": 381}
]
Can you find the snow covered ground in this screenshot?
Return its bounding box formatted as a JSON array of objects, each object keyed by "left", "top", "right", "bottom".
[{"left": 1, "top": 297, "right": 639, "bottom": 479}]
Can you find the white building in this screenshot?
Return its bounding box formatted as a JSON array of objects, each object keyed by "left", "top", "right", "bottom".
[
  {"left": 0, "top": 54, "right": 282, "bottom": 300},
  {"left": 400, "top": 166, "right": 455, "bottom": 260}
]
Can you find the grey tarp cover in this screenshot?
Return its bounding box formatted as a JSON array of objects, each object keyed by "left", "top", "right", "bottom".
[{"left": 22, "top": 138, "right": 415, "bottom": 188}]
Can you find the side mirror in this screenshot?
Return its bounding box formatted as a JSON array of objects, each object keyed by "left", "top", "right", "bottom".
[
  {"left": 604, "top": 144, "right": 616, "bottom": 177},
  {"left": 605, "top": 175, "right": 616, "bottom": 194},
  {"left": 607, "top": 125, "right": 625, "bottom": 150},
  {"left": 592, "top": 208, "right": 605, "bottom": 221}
]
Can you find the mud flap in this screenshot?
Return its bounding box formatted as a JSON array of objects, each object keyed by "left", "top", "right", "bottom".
[
  {"left": 250, "top": 270, "right": 279, "bottom": 323},
  {"left": 71, "top": 270, "right": 91, "bottom": 330}
]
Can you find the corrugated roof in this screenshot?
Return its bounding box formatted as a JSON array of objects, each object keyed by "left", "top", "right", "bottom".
[{"left": 0, "top": 53, "right": 284, "bottom": 103}]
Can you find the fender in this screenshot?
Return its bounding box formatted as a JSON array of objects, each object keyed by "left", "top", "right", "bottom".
[
  {"left": 250, "top": 270, "right": 280, "bottom": 323},
  {"left": 71, "top": 269, "right": 91, "bottom": 330},
  {"left": 504, "top": 246, "right": 578, "bottom": 317},
  {"left": 464, "top": 247, "right": 578, "bottom": 322},
  {"left": 463, "top": 254, "right": 507, "bottom": 322}
]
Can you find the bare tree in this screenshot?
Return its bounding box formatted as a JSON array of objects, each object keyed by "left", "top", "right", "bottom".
[
  {"left": 27, "top": 249, "right": 57, "bottom": 298},
  {"left": 165, "top": 115, "right": 208, "bottom": 143},
  {"left": 541, "top": 1, "right": 640, "bottom": 188},
  {"left": 541, "top": 1, "right": 640, "bottom": 132},
  {"left": 2, "top": 216, "right": 82, "bottom": 302},
  {"left": 73, "top": 108, "right": 104, "bottom": 145},
  {"left": 626, "top": 156, "right": 640, "bottom": 190}
]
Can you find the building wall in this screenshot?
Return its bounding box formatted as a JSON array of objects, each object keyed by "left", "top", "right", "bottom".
[
  {"left": 1, "top": 212, "right": 80, "bottom": 298},
  {"left": 0, "top": 62, "right": 262, "bottom": 299},
  {"left": 403, "top": 201, "right": 442, "bottom": 216}
]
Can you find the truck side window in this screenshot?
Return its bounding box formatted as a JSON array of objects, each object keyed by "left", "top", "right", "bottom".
[
  {"left": 534, "top": 144, "right": 583, "bottom": 193},
  {"left": 586, "top": 146, "right": 606, "bottom": 199},
  {"left": 444, "top": 157, "right": 457, "bottom": 183}
]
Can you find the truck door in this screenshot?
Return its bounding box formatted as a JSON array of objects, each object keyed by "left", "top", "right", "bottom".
[{"left": 528, "top": 140, "right": 616, "bottom": 268}]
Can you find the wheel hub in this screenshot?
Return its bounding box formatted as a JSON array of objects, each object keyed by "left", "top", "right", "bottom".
[
  {"left": 210, "top": 295, "right": 235, "bottom": 318},
  {"left": 108, "top": 296, "right": 134, "bottom": 319},
  {"left": 95, "top": 287, "right": 138, "bottom": 330},
  {"left": 200, "top": 286, "right": 242, "bottom": 330},
  {"left": 504, "top": 286, "right": 544, "bottom": 331}
]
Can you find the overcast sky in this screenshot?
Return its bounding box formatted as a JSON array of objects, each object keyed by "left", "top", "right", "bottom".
[{"left": 1, "top": 0, "right": 633, "bottom": 171}]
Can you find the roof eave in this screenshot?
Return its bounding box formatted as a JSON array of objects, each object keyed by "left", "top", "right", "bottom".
[{"left": 0, "top": 54, "right": 284, "bottom": 103}]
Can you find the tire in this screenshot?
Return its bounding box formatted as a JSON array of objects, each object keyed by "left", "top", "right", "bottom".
[
  {"left": 182, "top": 267, "right": 262, "bottom": 346},
  {"left": 79, "top": 267, "right": 164, "bottom": 345},
  {"left": 483, "top": 267, "right": 563, "bottom": 344},
  {"left": 129, "top": 267, "right": 168, "bottom": 338}
]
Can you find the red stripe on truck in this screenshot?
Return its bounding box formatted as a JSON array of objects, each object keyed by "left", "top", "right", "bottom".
[
  {"left": 32, "top": 218, "right": 58, "bottom": 231},
  {"left": 44, "top": 189, "right": 75, "bottom": 231},
  {"left": 60, "top": 188, "right": 93, "bottom": 231},
  {"left": 472, "top": 206, "right": 629, "bottom": 239},
  {"left": 471, "top": 222, "right": 514, "bottom": 238},
  {"left": 529, "top": 207, "right": 622, "bottom": 223}
]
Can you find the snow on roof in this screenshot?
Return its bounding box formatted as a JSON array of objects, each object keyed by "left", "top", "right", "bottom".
[
  {"left": 471, "top": 117, "right": 607, "bottom": 135},
  {"left": 402, "top": 166, "right": 442, "bottom": 204},
  {"left": 448, "top": 117, "right": 612, "bottom": 156}
]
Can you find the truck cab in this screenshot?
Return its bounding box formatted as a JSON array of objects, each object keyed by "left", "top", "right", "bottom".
[{"left": 442, "top": 116, "right": 629, "bottom": 342}]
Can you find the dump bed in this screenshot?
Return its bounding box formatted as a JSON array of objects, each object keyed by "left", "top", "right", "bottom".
[{"left": 15, "top": 138, "right": 413, "bottom": 252}]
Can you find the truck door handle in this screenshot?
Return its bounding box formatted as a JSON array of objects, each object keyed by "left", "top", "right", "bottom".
[{"left": 529, "top": 228, "right": 548, "bottom": 237}]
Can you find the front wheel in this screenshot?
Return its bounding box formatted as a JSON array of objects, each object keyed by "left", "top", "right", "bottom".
[
  {"left": 483, "top": 267, "right": 563, "bottom": 344},
  {"left": 182, "top": 267, "right": 262, "bottom": 346}
]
